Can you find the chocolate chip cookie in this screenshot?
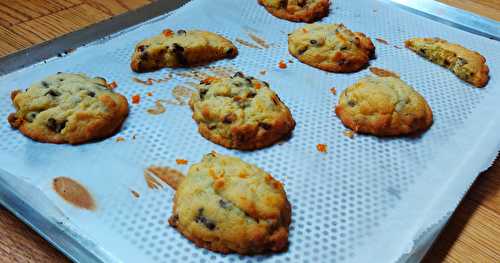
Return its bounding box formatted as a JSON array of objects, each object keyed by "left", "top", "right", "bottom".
[
  {"left": 288, "top": 23, "right": 375, "bottom": 72},
  {"left": 258, "top": 0, "right": 330, "bottom": 23},
  {"left": 189, "top": 72, "right": 295, "bottom": 150},
  {"left": 131, "top": 29, "right": 238, "bottom": 72},
  {"left": 168, "top": 152, "right": 291, "bottom": 254},
  {"left": 8, "top": 73, "right": 129, "bottom": 144},
  {"left": 405, "top": 37, "right": 489, "bottom": 87},
  {"left": 335, "top": 75, "right": 433, "bottom": 136}
]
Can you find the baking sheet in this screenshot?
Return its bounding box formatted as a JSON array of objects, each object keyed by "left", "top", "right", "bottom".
[{"left": 0, "top": 0, "right": 499, "bottom": 262}]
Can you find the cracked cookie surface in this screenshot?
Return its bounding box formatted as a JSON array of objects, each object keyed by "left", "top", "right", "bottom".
[
  {"left": 189, "top": 72, "right": 295, "bottom": 150},
  {"left": 168, "top": 152, "right": 291, "bottom": 254},
  {"left": 258, "top": 0, "right": 330, "bottom": 23},
  {"left": 335, "top": 75, "right": 433, "bottom": 136},
  {"left": 288, "top": 23, "right": 375, "bottom": 72},
  {"left": 131, "top": 29, "right": 238, "bottom": 72},
  {"left": 405, "top": 38, "right": 489, "bottom": 88},
  {"left": 8, "top": 73, "right": 129, "bottom": 144}
]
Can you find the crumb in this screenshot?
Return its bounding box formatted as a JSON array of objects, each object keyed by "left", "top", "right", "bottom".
[
  {"left": 130, "top": 190, "right": 140, "bottom": 198},
  {"left": 147, "top": 92, "right": 153, "bottom": 97},
  {"left": 330, "top": 87, "right": 337, "bottom": 95},
  {"left": 316, "top": 144, "right": 328, "bottom": 153},
  {"left": 132, "top": 135, "right": 137, "bottom": 140},
  {"left": 376, "top": 38, "right": 389, "bottom": 45},
  {"left": 288, "top": 60, "right": 294, "bottom": 63},
  {"left": 343, "top": 130, "right": 355, "bottom": 139},
  {"left": 107, "top": 81, "right": 117, "bottom": 89},
  {"left": 176, "top": 159, "right": 188, "bottom": 165},
  {"left": 163, "top": 29, "right": 173, "bottom": 37},
  {"left": 393, "top": 45, "right": 402, "bottom": 49},
  {"left": 278, "top": 60, "right": 287, "bottom": 69},
  {"left": 132, "top": 94, "right": 141, "bottom": 104},
  {"left": 147, "top": 100, "right": 166, "bottom": 115},
  {"left": 369, "top": 67, "right": 399, "bottom": 78},
  {"left": 116, "top": 137, "right": 125, "bottom": 142},
  {"left": 260, "top": 70, "right": 267, "bottom": 75},
  {"left": 132, "top": 77, "right": 153, "bottom": 85}
]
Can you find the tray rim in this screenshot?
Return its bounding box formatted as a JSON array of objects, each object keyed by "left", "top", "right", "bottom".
[{"left": 0, "top": 1, "right": 498, "bottom": 262}]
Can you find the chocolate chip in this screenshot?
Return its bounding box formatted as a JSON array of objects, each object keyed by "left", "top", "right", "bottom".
[
  {"left": 199, "top": 89, "right": 208, "bottom": 100},
  {"left": 279, "top": 0, "right": 288, "bottom": 8},
  {"left": 233, "top": 81, "right": 242, "bottom": 87},
  {"left": 348, "top": 100, "right": 356, "bottom": 107},
  {"left": 456, "top": 57, "right": 468, "bottom": 67},
  {"left": 298, "top": 0, "right": 306, "bottom": 7},
  {"left": 218, "top": 199, "right": 231, "bottom": 209},
  {"left": 244, "top": 77, "right": 253, "bottom": 85},
  {"left": 259, "top": 122, "right": 272, "bottom": 130},
  {"left": 310, "top": 40, "right": 318, "bottom": 45},
  {"left": 340, "top": 46, "right": 349, "bottom": 51},
  {"left": 298, "top": 46, "right": 308, "bottom": 55},
  {"left": 263, "top": 81, "right": 270, "bottom": 87},
  {"left": 41, "top": 81, "right": 49, "bottom": 88},
  {"left": 45, "top": 90, "right": 61, "bottom": 97},
  {"left": 177, "top": 30, "right": 187, "bottom": 35},
  {"left": 87, "top": 91, "right": 96, "bottom": 97},
  {"left": 223, "top": 113, "right": 237, "bottom": 124},
  {"left": 208, "top": 123, "right": 217, "bottom": 130},
  {"left": 47, "top": 118, "right": 66, "bottom": 133},
  {"left": 140, "top": 52, "right": 148, "bottom": 60},
  {"left": 233, "top": 72, "right": 245, "bottom": 78},
  {"left": 137, "top": 45, "right": 145, "bottom": 52},
  {"left": 172, "top": 43, "right": 187, "bottom": 65},
  {"left": 247, "top": 92, "right": 256, "bottom": 98},
  {"left": 195, "top": 208, "right": 216, "bottom": 230},
  {"left": 271, "top": 95, "right": 280, "bottom": 105},
  {"left": 226, "top": 47, "right": 234, "bottom": 55},
  {"left": 25, "top": 112, "right": 38, "bottom": 122}
]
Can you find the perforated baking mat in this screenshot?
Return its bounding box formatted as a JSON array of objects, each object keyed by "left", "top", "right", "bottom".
[{"left": 0, "top": 0, "right": 499, "bottom": 262}]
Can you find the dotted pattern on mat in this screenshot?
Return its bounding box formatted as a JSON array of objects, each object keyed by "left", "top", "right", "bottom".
[{"left": 0, "top": 0, "right": 498, "bottom": 262}]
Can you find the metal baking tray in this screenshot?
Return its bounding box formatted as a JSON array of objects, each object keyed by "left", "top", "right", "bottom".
[{"left": 0, "top": 0, "right": 498, "bottom": 262}]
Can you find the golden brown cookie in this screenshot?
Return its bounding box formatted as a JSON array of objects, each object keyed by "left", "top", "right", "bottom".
[
  {"left": 167, "top": 152, "right": 291, "bottom": 254},
  {"left": 131, "top": 29, "right": 238, "bottom": 72},
  {"left": 189, "top": 72, "right": 295, "bottom": 150},
  {"left": 405, "top": 37, "right": 490, "bottom": 87},
  {"left": 258, "top": 0, "right": 330, "bottom": 23},
  {"left": 335, "top": 75, "right": 433, "bottom": 136},
  {"left": 288, "top": 23, "right": 375, "bottom": 72},
  {"left": 8, "top": 73, "right": 129, "bottom": 144}
]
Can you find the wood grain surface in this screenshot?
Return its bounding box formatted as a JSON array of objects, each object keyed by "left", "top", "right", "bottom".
[{"left": 0, "top": 1, "right": 498, "bottom": 262}]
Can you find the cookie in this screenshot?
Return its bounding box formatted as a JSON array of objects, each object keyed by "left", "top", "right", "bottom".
[
  {"left": 335, "top": 75, "right": 433, "bottom": 136},
  {"left": 288, "top": 23, "right": 375, "bottom": 72},
  {"left": 8, "top": 73, "right": 129, "bottom": 144},
  {"left": 258, "top": 0, "right": 330, "bottom": 23},
  {"left": 405, "top": 38, "right": 490, "bottom": 87},
  {"left": 131, "top": 29, "right": 238, "bottom": 72},
  {"left": 189, "top": 72, "right": 295, "bottom": 150},
  {"left": 168, "top": 152, "right": 291, "bottom": 254}
]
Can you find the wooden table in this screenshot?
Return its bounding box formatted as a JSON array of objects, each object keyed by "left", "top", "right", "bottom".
[{"left": 0, "top": 1, "right": 498, "bottom": 262}]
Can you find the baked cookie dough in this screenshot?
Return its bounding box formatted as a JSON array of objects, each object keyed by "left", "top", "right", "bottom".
[
  {"left": 405, "top": 37, "right": 489, "bottom": 87},
  {"left": 131, "top": 29, "right": 238, "bottom": 72},
  {"left": 189, "top": 72, "right": 295, "bottom": 150},
  {"left": 288, "top": 23, "right": 375, "bottom": 73},
  {"left": 258, "top": 0, "right": 330, "bottom": 23},
  {"left": 335, "top": 75, "right": 433, "bottom": 136},
  {"left": 168, "top": 152, "right": 291, "bottom": 254},
  {"left": 8, "top": 73, "right": 129, "bottom": 144}
]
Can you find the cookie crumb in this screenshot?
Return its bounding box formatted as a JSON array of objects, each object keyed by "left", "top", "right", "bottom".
[
  {"left": 132, "top": 135, "right": 137, "bottom": 140},
  {"left": 278, "top": 60, "right": 287, "bottom": 69},
  {"left": 116, "top": 137, "right": 125, "bottom": 142},
  {"left": 162, "top": 29, "right": 174, "bottom": 37},
  {"left": 393, "top": 45, "right": 402, "bottom": 49},
  {"left": 316, "top": 144, "right": 328, "bottom": 153},
  {"left": 369, "top": 67, "right": 399, "bottom": 78},
  {"left": 132, "top": 94, "right": 141, "bottom": 104},
  {"left": 176, "top": 159, "right": 188, "bottom": 165},
  {"left": 132, "top": 77, "right": 154, "bottom": 85},
  {"left": 107, "top": 81, "right": 117, "bottom": 89},
  {"left": 147, "top": 92, "right": 153, "bottom": 97},
  {"left": 260, "top": 70, "right": 267, "bottom": 75},
  {"left": 330, "top": 87, "right": 337, "bottom": 95},
  {"left": 288, "top": 60, "right": 294, "bottom": 64},
  {"left": 130, "top": 190, "right": 140, "bottom": 198},
  {"left": 376, "top": 38, "right": 389, "bottom": 45},
  {"left": 147, "top": 100, "right": 166, "bottom": 115},
  {"left": 343, "top": 130, "right": 355, "bottom": 139}
]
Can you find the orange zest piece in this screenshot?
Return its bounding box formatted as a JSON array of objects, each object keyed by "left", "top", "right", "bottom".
[
  {"left": 330, "top": 87, "right": 337, "bottom": 95},
  {"left": 278, "top": 60, "right": 287, "bottom": 69},
  {"left": 132, "top": 94, "right": 141, "bottom": 104},
  {"left": 344, "top": 130, "right": 355, "bottom": 139},
  {"left": 176, "top": 159, "right": 188, "bottom": 165},
  {"left": 201, "top": 76, "right": 218, "bottom": 85},
  {"left": 254, "top": 82, "right": 262, "bottom": 89},
  {"left": 147, "top": 92, "right": 153, "bottom": 97},
  {"left": 316, "top": 144, "right": 328, "bottom": 153},
  {"left": 107, "top": 81, "right": 117, "bottom": 89},
  {"left": 116, "top": 137, "right": 125, "bottom": 142},
  {"left": 162, "top": 29, "right": 174, "bottom": 37}
]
